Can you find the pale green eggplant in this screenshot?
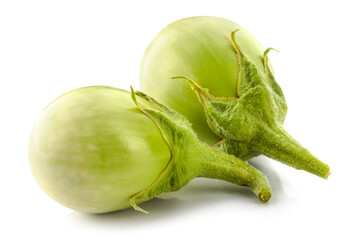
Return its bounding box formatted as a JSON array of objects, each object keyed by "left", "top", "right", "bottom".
[
  {"left": 140, "top": 16, "right": 330, "bottom": 179},
  {"left": 29, "top": 86, "right": 271, "bottom": 213}
]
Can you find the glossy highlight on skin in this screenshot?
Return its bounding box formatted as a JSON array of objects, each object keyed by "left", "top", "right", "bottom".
[
  {"left": 29, "top": 86, "right": 273, "bottom": 214},
  {"left": 140, "top": 16, "right": 330, "bottom": 179},
  {"left": 29, "top": 86, "right": 171, "bottom": 213},
  {"left": 140, "top": 16, "right": 267, "bottom": 145}
]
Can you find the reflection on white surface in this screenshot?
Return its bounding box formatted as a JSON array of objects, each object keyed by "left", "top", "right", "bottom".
[
  {"left": 65, "top": 156, "right": 290, "bottom": 228},
  {"left": 1, "top": 1, "right": 359, "bottom": 239}
]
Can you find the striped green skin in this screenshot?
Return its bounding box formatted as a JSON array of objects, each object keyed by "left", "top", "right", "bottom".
[
  {"left": 29, "top": 86, "right": 171, "bottom": 213},
  {"left": 140, "top": 16, "right": 268, "bottom": 145}
]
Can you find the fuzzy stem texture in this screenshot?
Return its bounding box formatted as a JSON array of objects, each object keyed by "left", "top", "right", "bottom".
[
  {"left": 129, "top": 88, "right": 272, "bottom": 213},
  {"left": 258, "top": 125, "right": 330, "bottom": 179},
  {"left": 196, "top": 143, "right": 272, "bottom": 202}
]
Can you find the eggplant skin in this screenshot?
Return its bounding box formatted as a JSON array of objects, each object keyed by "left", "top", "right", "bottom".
[
  {"left": 140, "top": 16, "right": 267, "bottom": 145},
  {"left": 29, "top": 86, "right": 171, "bottom": 213}
]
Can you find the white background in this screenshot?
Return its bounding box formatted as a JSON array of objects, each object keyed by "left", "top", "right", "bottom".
[{"left": 1, "top": 0, "right": 359, "bottom": 239}]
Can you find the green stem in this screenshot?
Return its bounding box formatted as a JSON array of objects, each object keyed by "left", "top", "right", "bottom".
[
  {"left": 257, "top": 125, "right": 331, "bottom": 179},
  {"left": 130, "top": 88, "right": 273, "bottom": 213},
  {"left": 197, "top": 143, "right": 272, "bottom": 202}
]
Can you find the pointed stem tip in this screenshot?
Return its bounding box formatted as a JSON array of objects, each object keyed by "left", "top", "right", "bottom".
[
  {"left": 130, "top": 197, "right": 149, "bottom": 214},
  {"left": 259, "top": 126, "right": 331, "bottom": 179}
]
